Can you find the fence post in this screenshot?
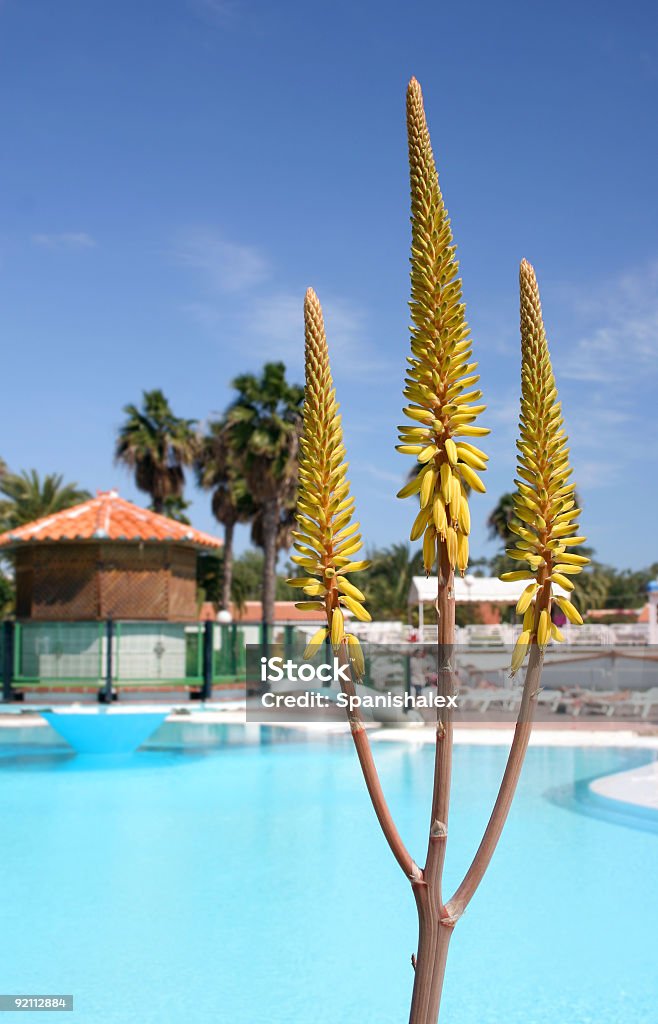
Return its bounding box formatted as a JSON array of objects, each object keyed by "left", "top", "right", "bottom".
[
  {"left": 230, "top": 623, "right": 238, "bottom": 676},
  {"left": 284, "top": 624, "right": 293, "bottom": 663},
  {"left": 404, "top": 646, "right": 412, "bottom": 715},
  {"left": 99, "top": 618, "right": 114, "bottom": 703},
  {"left": 2, "top": 621, "right": 15, "bottom": 702},
  {"left": 201, "top": 620, "right": 213, "bottom": 701}
]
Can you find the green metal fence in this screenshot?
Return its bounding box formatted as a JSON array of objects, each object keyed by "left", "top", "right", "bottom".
[
  {"left": 0, "top": 620, "right": 318, "bottom": 698},
  {"left": 14, "top": 621, "right": 106, "bottom": 687},
  {"left": 3, "top": 620, "right": 243, "bottom": 694}
]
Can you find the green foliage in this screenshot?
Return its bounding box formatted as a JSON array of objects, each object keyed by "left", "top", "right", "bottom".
[
  {"left": 195, "top": 417, "right": 255, "bottom": 529},
  {"left": 161, "top": 495, "right": 192, "bottom": 523},
  {"left": 196, "top": 554, "right": 223, "bottom": 606},
  {"left": 226, "top": 362, "right": 303, "bottom": 508},
  {"left": 115, "top": 389, "right": 197, "bottom": 515},
  {"left": 0, "top": 569, "right": 14, "bottom": 616},
  {"left": 198, "top": 550, "right": 292, "bottom": 612},
  {"left": 357, "top": 544, "right": 423, "bottom": 621},
  {"left": 234, "top": 550, "right": 291, "bottom": 604},
  {"left": 0, "top": 470, "right": 91, "bottom": 530},
  {"left": 225, "top": 362, "right": 303, "bottom": 624}
]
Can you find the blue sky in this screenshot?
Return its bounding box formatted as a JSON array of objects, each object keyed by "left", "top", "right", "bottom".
[{"left": 1, "top": 0, "right": 657, "bottom": 569}]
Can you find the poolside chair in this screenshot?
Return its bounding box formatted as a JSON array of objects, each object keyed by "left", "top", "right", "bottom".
[
  {"left": 535, "top": 688, "right": 562, "bottom": 713},
  {"left": 612, "top": 686, "right": 658, "bottom": 720}
]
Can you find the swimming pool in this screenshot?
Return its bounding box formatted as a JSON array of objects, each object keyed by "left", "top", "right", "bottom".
[{"left": 0, "top": 727, "right": 656, "bottom": 1023}]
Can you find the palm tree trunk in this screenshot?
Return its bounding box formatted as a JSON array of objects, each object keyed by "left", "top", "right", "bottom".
[
  {"left": 152, "top": 495, "right": 164, "bottom": 515},
  {"left": 261, "top": 497, "right": 279, "bottom": 626},
  {"left": 221, "top": 520, "right": 235, "bottom": 611}
]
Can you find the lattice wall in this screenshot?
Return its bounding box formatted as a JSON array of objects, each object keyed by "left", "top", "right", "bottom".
[{"left": 13, "top": 542, "right": 201, "bottom": 621}]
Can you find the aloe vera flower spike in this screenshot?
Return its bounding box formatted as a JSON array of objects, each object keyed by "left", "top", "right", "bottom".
[
  {"left": 287, "top": 288, "right": 373, "bottom": 669},
  {"left": 505, "top": 259, "right": 590, "bottom": 673},
  {"left": 444, "top": 260, "right": 591, "bottom": 938},
  {"left": 287, "top": 288, "right": 417, "bottom": 881},
  {"left": 398, "top": 77, "right": 490, "bottom": 579}
]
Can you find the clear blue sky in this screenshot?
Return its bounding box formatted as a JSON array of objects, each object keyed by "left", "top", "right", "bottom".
[{"left": 1, "top": 0, "right": 656, "bottom": 569}]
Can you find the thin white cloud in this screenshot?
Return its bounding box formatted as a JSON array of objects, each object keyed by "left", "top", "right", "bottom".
[
  {"left": 243, "top": 290, "right": 394, "bottom": 378},
  {"left": 32, "top": 232, "right": 97, "bottom": 250},
  {"left": 175, "top": 228, "right": 270, "bottom": 294},
  {"left": 560, "top": 261, "right": 658, "bottom": 384},
  {"left": 571, "top": 458, "right": 623, "bottom": 490},
  {"left": 189, "top": 0, "right": 236, "bottom": 22}
]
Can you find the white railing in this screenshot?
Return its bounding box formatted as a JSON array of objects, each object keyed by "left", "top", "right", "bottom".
[
  {"left": 341, "top": 620, "right": 652, "bottom": 647},
  {"left": 607, "top": 623, "right": 650, "bottom": 645}
]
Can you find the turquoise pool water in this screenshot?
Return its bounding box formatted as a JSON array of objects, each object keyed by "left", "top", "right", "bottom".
[{"left": 0, "top": 728, "right": 656, "bottom": 1023}]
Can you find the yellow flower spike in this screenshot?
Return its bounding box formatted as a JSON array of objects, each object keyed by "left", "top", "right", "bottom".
[
  {"left": 511, "top": 631, "right": 531, "bottom": 675},
  {"left": 420, "top": 469, "right": 437, "bottom": 508},
  {"left": 446, "top": 526, "right": 458, "bottom": 567},
  {"left": 339, "top": 595, "right": 372, "bottom": 622},
  {"left": 522, "top": 605, "right": 535, "bottom": 632},
  {"left": 445, "top": 438, "right": 458, "bottom": 466},
  {"left": 456, "top": 532, "right": 469, "bottom": 576},
  {"left": 439, "top": 463, "right": 452, "bottom": 504},
  {"left": 287, "top": 289, "right": 371, "bottom": 655},
  {"left": 516, "top": 582, "right": 540, "bottom": 615},
  {"left": 537, "top": 609, "right": 551, "bottom": 647},
  {"left": 423, "top": 526, "right": 437, "bottom": 574},
  {"left": 410, "top": 506, "right": 432, "bottom": 542},
  {"left": 397, "top": 476, "right": 422, "bottom": 499},
  {"left": 432, "top": 497, "right": 447, "bottom": 535},
  {"left": 397, "top": 78, "right": 489, "bottom": 577},
  {"left": 503, "top": 260, "right": 590, "bottom": 672},
  {"left": 331, "top": 607, "right": 345, "bottom": 647},
  {"left": 337, "top": 577, "right": 366, "bottom": 602},
  {"left": 555, "top": 596, "right": 583, "bottom": 625},
  {"left": 303, "top": 627, "right": 329, "bottom": 661},
  {"left": 458, "top": 496, "right": 470, "bottom": 535},
  {"left": 345, "top": 633, "right": 366, "bottom": 680}
]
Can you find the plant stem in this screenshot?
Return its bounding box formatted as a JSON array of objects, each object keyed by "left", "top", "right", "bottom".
[
  {"left": 444, "top": 591, "right": 548, "bottom": 923},
  {"left": 336, "top": 646, "right": 421, "bottom": 882},
  {"left": 408, "top": 545, "right": 455, "bottom": 1024}
]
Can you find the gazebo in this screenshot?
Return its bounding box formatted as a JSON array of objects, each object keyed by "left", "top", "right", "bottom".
[
  {"left": 407, "top": 574, "right": 569, "bottom": 629},
  {"left": 0, "top": 490, "right": 222, "bottom": 622}
]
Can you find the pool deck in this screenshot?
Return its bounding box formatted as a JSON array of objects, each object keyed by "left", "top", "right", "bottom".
[{"left": 589, "top": 760, "right": 658, "bottom": 812}]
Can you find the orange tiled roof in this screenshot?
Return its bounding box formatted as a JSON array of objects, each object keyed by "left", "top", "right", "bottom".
[
  {"left": 0, "top": 490, "right": 223, "bottom": 551},
  {"left": 229, "top": 600, "right": 326, "bottom": 623}
]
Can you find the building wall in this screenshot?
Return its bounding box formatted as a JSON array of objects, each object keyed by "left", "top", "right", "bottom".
[{"left": 14, "top": 543, "right": 199, "bottom": 621}]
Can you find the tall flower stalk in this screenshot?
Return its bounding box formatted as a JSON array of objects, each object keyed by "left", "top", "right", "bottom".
[
  {"left": 504, "top": 259, "right": 589, "bottom": 673},
  {"left": 289, "top": 83, "right": 588, "bottom": 1024},
  {"left": 288, "top": 288, "right": 420, "bottom": 879},
  {"left": 397, "top": 76, "right": 491, "bottom": 1024},
  {"left": 440, "top": 258, "right": 590, "bottom": 969}
]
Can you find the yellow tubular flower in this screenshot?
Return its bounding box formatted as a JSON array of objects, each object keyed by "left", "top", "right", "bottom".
[
  {"left": 399, "top": 78, "right": 489, "bottom": 577},
  {"left": 286, "top": 288, "right": 371, "bottom": 674},
  {"left": 505, "top": 260, "right": 590, "bottom": 673}
]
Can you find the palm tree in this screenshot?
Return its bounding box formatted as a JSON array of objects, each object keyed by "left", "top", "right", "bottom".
[
  {"left": 362, "top": 543, "right": 424, "bottom": 621},
  {"left": 486, "top": 492, "right": 517, "bottom": 544},
  {"left": 115, "top": 389, "right": 198, "bottom": 517},
  {"left": 0, "top": 470, "right": 91, "bottom": 530},
  {"left": 571, "top": 562, "right": 611, "bottom": 615},
  {"left": 196, "top": 418, "right": 255, "bottom": 610},
  {"left": 226, "top": 363, "right": 303, "bottom": 626}
]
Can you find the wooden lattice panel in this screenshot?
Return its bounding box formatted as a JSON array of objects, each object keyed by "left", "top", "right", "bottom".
[
  {"left": 31, "top": 545, "right": 99, "bottom": 620},
  {"left": 13, "top": 541, "right": 202, "bottom": 621},
  {"left": 101, "top": 566, "right": 168, "bottom": 619},
  {"left": 168, "top": 547, "right": 197, "bottom": 620}
]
